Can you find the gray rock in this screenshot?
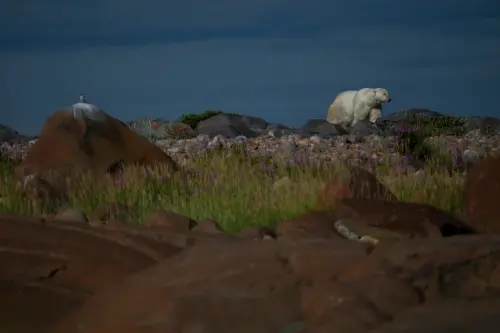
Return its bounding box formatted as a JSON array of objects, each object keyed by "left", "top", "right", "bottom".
[
  {"left": 195, "top": 114, "right": 260, "bottom": 138},
  {"left": 196, "top": 134, "right": 210, "bottom": 143},
  {"left": 238, "top": 114, "right": 269, "bottom": 132},
  {"left": 315, "top": 123, "right": 345, "bottom": 136},
  {"left": 462, "top": 149, "right": 480, "bottom": 165},
  {"left": 299, "top": 119, "right": 345, "bottom": 137},
  {"left": 349, "top": 120, "right": 379, "bottom": 136},
  {"left": 309, "top": 135, "right": 322, "bottom": 144},
  {"left": 207, "top": 134, "right": 227, "bottom": 148},
  {"left": 128, "top": 117, "right": 170, "bottom": 138},
  {"left": 374, "top": 119, "right": 402, "bottom": 136},
  {"left": 235, "top": 135, "right": 248, "bottom": 142},
  {"left": 461, "top": 116, "right": 500, "bottom": 134},
  {"left": 266, "top": 123, "right": 291, "bottom": 131},
  {"left": 54, "top": 208, "right": 89, "bottom": 223},
  {"left": 288, "top": 129, "right": 314, "bottom": 139},
  {"left": 265, "top": 123, "right": 293, "bottom": 138},
  {"left": 277, "top": 140, "right": 297, "bottom": 154},
  {"left": 300, "top": 119, "right": 328, "bottom": 132},
  {"left": 341, "top": 135, "right": 366, "bottom": 144}
]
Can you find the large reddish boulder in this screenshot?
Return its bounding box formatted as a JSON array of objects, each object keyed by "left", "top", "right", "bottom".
[
  {"left": 278, "top": 198, "right": 475, "bottom": 244},
  {"left": 464, "top": 154, "right": 500, "bottom": 233},
  {"left": 14, "top": 108, "right": 179, "bottom": 190},
  {"left": 335, "top": 198, "right": 476, "bottom": 239},
  {"left": 50, "top": 235, "right": 500, "bottom": 333}
]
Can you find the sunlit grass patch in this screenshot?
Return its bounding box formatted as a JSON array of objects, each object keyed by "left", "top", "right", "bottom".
[{"left": 0, "top": 142, "right": 467, "bottom": 233}]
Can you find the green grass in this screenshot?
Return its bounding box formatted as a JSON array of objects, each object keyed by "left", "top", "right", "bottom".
[{"left": 0, "top": 143, "right": 467, "bottom": 234}]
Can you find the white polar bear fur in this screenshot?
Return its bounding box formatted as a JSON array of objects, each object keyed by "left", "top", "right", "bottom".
[{"left": 326, "top": 88, "right": 391, "bottom": 129}]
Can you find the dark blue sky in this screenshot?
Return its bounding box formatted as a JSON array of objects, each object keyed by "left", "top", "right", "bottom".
[{"left": 1, "top": 0, "right": 499, "bottom": 135}]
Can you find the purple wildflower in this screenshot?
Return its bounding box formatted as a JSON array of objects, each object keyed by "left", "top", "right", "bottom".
[
  {"left": 451, "top": 148, "right": 464, "bottom": 170},
  {"left": 207, "top": 173, "right": 217, "bottom": 186}
]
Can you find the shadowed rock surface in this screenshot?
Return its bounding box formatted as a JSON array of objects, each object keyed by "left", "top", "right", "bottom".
[
  {"left": 48, "top": 235, "right": 500, "bottom": 333},
  {"left": 336, "top": 198, "right": 476, "bottom": 238},
  {"left": 372, "top": 301, "right": 500, "bottom": 333},
  {"left": 0, "top": 214, "right": 200, "bottom": 333}
]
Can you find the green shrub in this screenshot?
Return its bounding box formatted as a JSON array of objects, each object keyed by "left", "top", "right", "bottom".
[
  {"left": 177, "top": 110, "right": 225, "bottom": 129},
  {"left": 394, "top": 119, "right": 465, "bottom": 173},
  {"left": 395, "top": 124, "right": 439, "bottom": 167},
  {"left": 406, "top": 115, "right": 466, "bottom": 137}
]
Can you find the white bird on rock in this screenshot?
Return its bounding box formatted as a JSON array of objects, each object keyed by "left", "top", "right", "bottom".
[{"left": 71, "top": 93, "right": 107, "bottom": 122}]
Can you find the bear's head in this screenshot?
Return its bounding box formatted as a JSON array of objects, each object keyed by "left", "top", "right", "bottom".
[{"left": 373, "top": 88, "right": 391, "bottom": 104}]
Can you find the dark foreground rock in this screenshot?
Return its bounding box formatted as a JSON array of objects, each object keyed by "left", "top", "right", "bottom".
[
  {"left": 0, "top": 214, "right": 237, "bottom": 333},
  {"left": 49, "top": 235, "right": 500, "bottom": 333},
  {"left": 373, "top": 301, "right": 500, "bottom": 333}
]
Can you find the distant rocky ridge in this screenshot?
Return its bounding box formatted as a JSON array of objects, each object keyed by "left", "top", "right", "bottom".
[
  {"left": 124, "top": 109, "right": 500, "bottom": 140},
  {"left": 2, "top": 108, "right": 500, "bottom": 172},
  {"left": 0, "top": 124, "right": 37, "bottom": 144},
  {"left": 0, "top": 110, "right": 497, "bottom": 187},
  {"left": 3, "top": 108, "right": 500, "bottom": 143}
]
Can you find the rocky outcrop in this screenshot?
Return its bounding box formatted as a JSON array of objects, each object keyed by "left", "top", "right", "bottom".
[{"left": 13, "top": 106, "right": 179, "bottom": 205}]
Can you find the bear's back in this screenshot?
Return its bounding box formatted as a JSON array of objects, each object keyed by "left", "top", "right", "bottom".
[
  {"left": 327, "top": 90, "right": 358, "bottom": 125},
  {"left": 335, "top": 90, "right": 357, "bottom": 105}
]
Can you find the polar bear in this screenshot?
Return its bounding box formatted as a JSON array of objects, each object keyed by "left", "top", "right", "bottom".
[{"left": 326, "top": 88, "right": 391, "bottom": 129}]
